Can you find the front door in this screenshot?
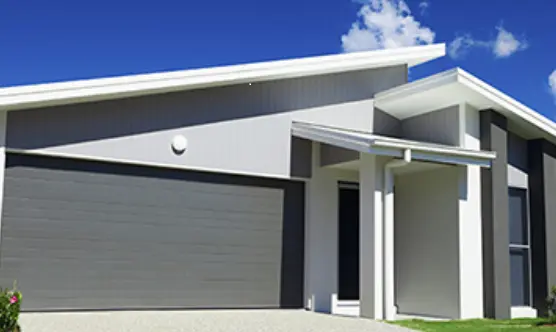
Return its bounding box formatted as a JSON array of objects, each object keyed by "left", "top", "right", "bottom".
[{"left": 338, "top": 182, "right": 360, "bottom": 300}]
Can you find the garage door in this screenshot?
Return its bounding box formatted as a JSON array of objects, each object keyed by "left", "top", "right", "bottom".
[{"left": 0, "top": 154, "right": 304, "bottom": 311}]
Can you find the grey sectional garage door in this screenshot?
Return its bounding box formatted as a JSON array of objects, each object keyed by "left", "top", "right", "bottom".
[{"left": 0, "top": 154, "right": 304, "bottom": 311}]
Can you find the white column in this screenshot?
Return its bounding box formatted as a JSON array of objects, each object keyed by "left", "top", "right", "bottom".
[
  {"left": 457, "top": 165, "right": 484, "bottom": 318},
  {"left": 359, "top": 153, "right": 383, "bottom": 319},
  {"left": 305, "top": 142, "right": 338, "bottom": 313},
  {"left": 383, "top": 167, "right": 396, "bottom": 320},
  {"left": 457, "top": 103, "right": 484, "bottom": 318}
]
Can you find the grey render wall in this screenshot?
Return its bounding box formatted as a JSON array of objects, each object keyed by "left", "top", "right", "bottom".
[
  {"left": 374, "top": 108, "right": 402, "bottom": 137},
  {"left": 508, "top": 132, "right": 529, "bottom": 189},
  {"left": 480, "top": 110, "right": 511, "bottom": 319},
  {"left": 528, "top": 140, "right": 556, "bottom": 315},
  {"left": 6, "top": 66, "right": 407, "bottom": 179},
  {"left": 401, "top": 105, "right": 460, "bottom": 146},
  {"left": 395, "top": 166, "right": 460, "bottom": 319}
]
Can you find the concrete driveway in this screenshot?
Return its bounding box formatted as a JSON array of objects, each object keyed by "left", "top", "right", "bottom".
[{"left": 20, "top": 310, "right": 413, "bottom": 332}]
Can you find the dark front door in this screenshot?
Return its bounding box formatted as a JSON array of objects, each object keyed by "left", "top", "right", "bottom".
[{"left": 338, "top": 183, "right": 360, "bottom": 300}]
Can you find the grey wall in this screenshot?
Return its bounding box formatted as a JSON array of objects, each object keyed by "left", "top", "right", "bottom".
[
  {"left": 480, "top": 110, "right": 511, "bottom": 319},
  {"left": 7, "top": 66, "right": 407, "bottom": 179},
  {"left": 395, "top": 167, "right": 460, "bottom": 319},
  {"left": 401, "top": 105, "right": 460, "bottom": 145},
  {"left": 508, "top": 132, "right": 529, "bottom": 189},
  {"left": 1, "top": 153, "right": 305, "bottom": 310},
  {"left": 290, "top": 137, "right": 312, "bottom": 178},
  {"left": 528, "top": 140, "right": 556, "bottom": 315},
  {"left": 373, "top": 108, "right": 402, "bottom": 137},
  {"left": 320, "top": 144, "right": 358, "bottom": 167}
]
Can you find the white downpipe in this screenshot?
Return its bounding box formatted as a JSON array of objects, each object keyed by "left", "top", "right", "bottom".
[{"left": 383, "top": 149, "right": 412, "bottom": 321}]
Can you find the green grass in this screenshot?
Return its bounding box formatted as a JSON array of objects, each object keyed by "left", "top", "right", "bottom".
[{"left": 391, "top": 318, "right": 556, "bottom": 331}]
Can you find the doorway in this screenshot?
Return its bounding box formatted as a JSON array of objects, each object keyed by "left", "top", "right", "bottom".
[{"left": 338, "top": 182, "right": 360, "bottom": 300}]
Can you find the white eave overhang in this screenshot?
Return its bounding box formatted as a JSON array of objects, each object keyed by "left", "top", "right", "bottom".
[
  {"left": 292, "top": 122, "right": 496, "bottom": 168},
  {"left": 375, "top": 68, "right": 556, "bottom": 144},
  {"left": 0, "top": 44, "right": 445, "bottom": 112}
]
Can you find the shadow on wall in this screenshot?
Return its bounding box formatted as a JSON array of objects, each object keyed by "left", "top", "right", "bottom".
[{"left": 7, "top": 67, "right": 404, "bottom": 150}]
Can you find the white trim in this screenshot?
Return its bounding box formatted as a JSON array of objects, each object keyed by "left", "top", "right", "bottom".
[
  {"left": 5, "top": 148, "right": 305, "bottom": 182},
  {"left": 375, "top": 68, "right": 556, "bottom": 143},
  {"left": 331, "top": 296, "right": 360, "bottom": 317},
  {"left": 291, "top": 122, "right": 496, "bottom": 167},
  {"left": 511, "top": 306, "right": 537, "bottom": 318},
  {"left": 0, "top": 44, "right": 445, "bottom": 111}
]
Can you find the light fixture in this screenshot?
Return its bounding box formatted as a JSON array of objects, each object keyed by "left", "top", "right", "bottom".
[{"left": 171, "top": 135, "right": 188, "bottom": 155}]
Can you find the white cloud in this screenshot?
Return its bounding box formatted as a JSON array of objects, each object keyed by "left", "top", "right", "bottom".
[
  {"left": 493, "top": 26, "right": 528, "bottom": 58},
  {"left": 341, "top": 0, "right": 435, "bottom": 53},
  {"left": 448, "top": 25, "right": 528, "bottom": 59},
  {"left": 549, "top": 70, "right": 556, "bottom": 100},
  {"left": 418, "top": 1, "right": 429, "bottom": 15},
  {"left": 447, "top": 35, "right": 489, "bottom": 59}
]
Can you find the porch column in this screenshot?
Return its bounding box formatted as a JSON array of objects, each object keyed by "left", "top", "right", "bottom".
[
  {"left": 305, "top": 142, "right": 338, "bottom": 313},
  {"left": 480, "top": 109, "right": 511, "bottom": 319},
  {"left": 359, "top": 153, "right": 383, "bottom": 319}
]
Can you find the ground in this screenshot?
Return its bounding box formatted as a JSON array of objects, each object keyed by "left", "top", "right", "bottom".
[
  {"left": 19, "top": 310, "right": 413, "bottom": 332},
  {"left": 392, "top": 318, "right": 556, "bottom": 331}
]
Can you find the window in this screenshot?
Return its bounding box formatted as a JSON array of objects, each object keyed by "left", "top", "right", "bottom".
[{"left": 508, "top": 188, "right": 532, "bottom": 306}]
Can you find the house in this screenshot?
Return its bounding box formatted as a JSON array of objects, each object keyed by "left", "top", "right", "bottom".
[{"left": 0, "top": 43, "right": 552, "bottom": 321}]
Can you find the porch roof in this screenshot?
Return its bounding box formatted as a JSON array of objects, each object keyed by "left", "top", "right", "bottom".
[{"left": 291, "top": 121, "right": 496, "bottom": 168}]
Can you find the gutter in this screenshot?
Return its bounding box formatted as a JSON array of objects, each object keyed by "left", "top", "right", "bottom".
[{"left": 383, "top": 149, "right": 412, "bottom": 321}]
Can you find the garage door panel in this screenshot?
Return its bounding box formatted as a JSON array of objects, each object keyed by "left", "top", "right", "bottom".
[
  {"left": 4, "top": 178, "right": 285, "bottom": 216},
  {"left": 0, "top": 154, "right": 305, "bottom": 310},
  {"left": 2, "top": 219, "right": 283, "bottom": 247},
  {"left": 5, "top": 165, "right": 285, "bottom": 202},
  {"left": 2, "top": 201, "right": 283, "bottom": 232}
]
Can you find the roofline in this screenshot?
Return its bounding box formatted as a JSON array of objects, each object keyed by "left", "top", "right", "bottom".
[
  {"left": 291, "top": 121, "right": 495, "bottom": 168},
  {"left": 0, "top": 44, "right": 445, "bottom": 112},
  {"left": 375, "top": 67, "right": 556, "bottom": 141}
]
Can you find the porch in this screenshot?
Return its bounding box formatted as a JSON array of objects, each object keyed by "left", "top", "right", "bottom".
[{"left": 294, "top": 122, "right": 496, "bottom": 320}]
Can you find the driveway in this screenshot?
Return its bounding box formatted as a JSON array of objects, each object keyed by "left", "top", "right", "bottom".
[{"left": 20, "top": 309, "right": 414, "bottom": 332}]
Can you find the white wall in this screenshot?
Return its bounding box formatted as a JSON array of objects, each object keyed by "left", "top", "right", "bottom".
[{"left": 395, "top": 166, "right": 460, "bottom": 319}]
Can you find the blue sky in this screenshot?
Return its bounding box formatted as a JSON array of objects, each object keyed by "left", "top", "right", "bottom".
[{"left": 1, "top": 0, "right": 555, "bottom": 118}]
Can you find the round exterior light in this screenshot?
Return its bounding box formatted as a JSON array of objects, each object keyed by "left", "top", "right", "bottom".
[{"left": 171, "top": 135, "right": 188, "bottom": 155}]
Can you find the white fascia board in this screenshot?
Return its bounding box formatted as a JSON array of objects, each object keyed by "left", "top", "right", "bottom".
[
  {"left": 0, "top": 44, "right": 445, "bottom": 111},
  {"left": 375, "top": 67, "right": 556, "bottom": 142},
  {"left": 291, "top": 122, "right": 495, "bottom": 167},
  {"left": 456, "top": 69, "right": 556, "bottom": 140}
]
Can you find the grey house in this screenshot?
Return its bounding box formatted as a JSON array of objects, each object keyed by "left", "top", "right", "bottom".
[{"left": 0, "top": 44, "right": 553, "bottom": 320}]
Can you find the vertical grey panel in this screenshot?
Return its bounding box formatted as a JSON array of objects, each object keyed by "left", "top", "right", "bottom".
[
  {"left": 0, "top": 154, "right": 304, "bottom": 311},
  {"left": 543, "top": 151, "right": 556, "bottom": 310},
  {"left": 373, "top": 108, "right": 401, "bottom": 137},
  {"left": 508, "top": 132, "right": 529, "bottom": 189},
  {"left": 480, "top": 109, "right": 511, "bottom": 319},
  {"left": 401, "top": 105, "right": 460, "bottom": 146},
  {"left": 529, "top": 139, "right": 556, "bottom": 315},
  {"left": 290, "top": 137, "right": 312, "bottom": 178},
  {"left": 320, "top": 144, "right": 358, "bottom": 167}
]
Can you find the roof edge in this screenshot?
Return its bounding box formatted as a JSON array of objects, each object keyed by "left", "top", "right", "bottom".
[
  {"left": 0, "top": 44, "right": 445, "bottom": 111},
  {"left": 376, "top": 67, "right": 556, "bottom": 142}
]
